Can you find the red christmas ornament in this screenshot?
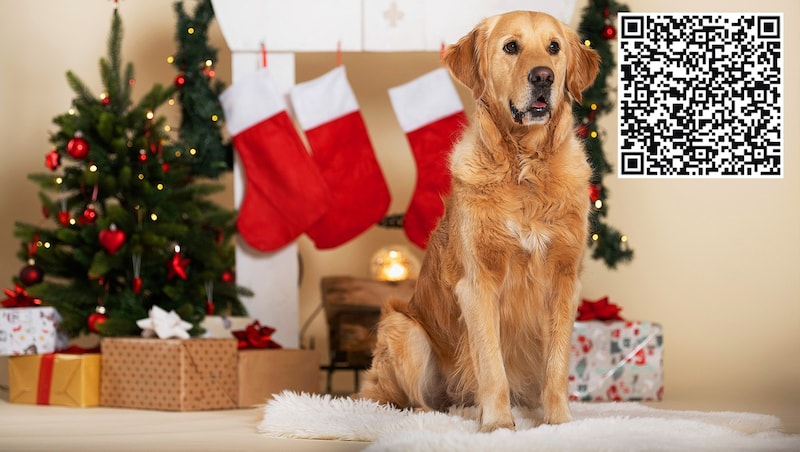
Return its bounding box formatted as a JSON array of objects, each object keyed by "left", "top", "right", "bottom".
[
  {"left": 161, "top": 161, "right": 170, "bottom": 173},
  {"left": 57, "top": 210, "right": 71, "bottom": 227},
  {"left": 166, "top": 247, "right": 190, "bottom": 280},
  {"left": 98, "top": 224, "right": 126, "bottom": 255},
  {"left": 80, "top": 206, "right": 98, "bottom": 225},
  {"left": 67, "top": 134, "right": 90, "bottom": 160},
  {"left": 132, "top": 253, "right": 142, "bottom": 294},
  {"left": 589, "top": 184, "right": 601, "bottom": 203},
  {"left": 87, "top": 311, "right": 108, "bottom": 333},
  {"left": 19, "top": 264, "right": 44, "bottom": 286},
  {"left": 101, "top": 96, "right": 111, "bottom": 106},
  {"left": 175, "top": 74, "right": 187, "bottom": 88},
  {"left": 138, "top": 149, "right": 148, "bottom": 162},
  {"left": 220, "top": 270, "right": 235, "bottom": 284},
  {"left": 577, "top": 124, "right": 590, "bottom": 139},
  {"left": 205, "top": 299, "right": 215, "bottom": 315},
  {"left": 45, "top": 150, "right": 61, "bottom": 171},
  {"left": 602, "top": 24, "right": 617, "bottom": 40}
]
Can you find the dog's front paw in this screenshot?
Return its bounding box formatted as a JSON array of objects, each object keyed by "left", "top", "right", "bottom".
[
  {"left": 479, "top": 410, "right": 516, "bottom": 432},
  {"left": 543, "top": 404, "right": 572, "bottom": 425}
]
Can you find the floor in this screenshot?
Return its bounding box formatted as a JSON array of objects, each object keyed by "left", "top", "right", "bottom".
[{"left": 0, "top": 394, "right": 797, "bottom": 451}]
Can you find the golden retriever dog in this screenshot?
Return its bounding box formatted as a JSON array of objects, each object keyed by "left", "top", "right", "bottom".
[{"left": 358, "top": 11, "right": 600, "bottom": 432}]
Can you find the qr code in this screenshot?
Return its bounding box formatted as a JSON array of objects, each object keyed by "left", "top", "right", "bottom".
[{"left": 617, "top": 13, "right": 783, "bottom": 178}]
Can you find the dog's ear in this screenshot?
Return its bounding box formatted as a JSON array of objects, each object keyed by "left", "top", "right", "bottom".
[
  {"left": 444, "top": 22, "right": 488, "bottom": 100},
  {"left": 566, "top": 28, "right": 600, "bottom": 104}
]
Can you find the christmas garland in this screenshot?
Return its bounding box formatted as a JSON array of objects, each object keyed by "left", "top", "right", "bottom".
[{"left": 575, "top": 0, "right": 634, "bottom": 269}]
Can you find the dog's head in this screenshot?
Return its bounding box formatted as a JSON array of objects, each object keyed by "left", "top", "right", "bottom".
[{"left": 444, "top": 11, "right": 600, "bottom": 127}]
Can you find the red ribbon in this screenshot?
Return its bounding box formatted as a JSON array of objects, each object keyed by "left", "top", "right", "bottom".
[
  {"left": 1, "top": 284, "right": 42, "bottom": 308},
  {"left": 576, "top": 296, "right": 624, "bottom": 321},
  {"left": 233, "top": 321, "right": 282, "bottom": 350},
  {"left": 34, "top": 347, "right": 99, "bottom": 405},
  {"left": 37, "top": 354, "right": 55, "bottom": 405}
]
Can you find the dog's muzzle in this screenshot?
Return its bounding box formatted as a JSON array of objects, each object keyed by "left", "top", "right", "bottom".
[{"left": 510, "top": 66, "right": 554, "bottom": 125}]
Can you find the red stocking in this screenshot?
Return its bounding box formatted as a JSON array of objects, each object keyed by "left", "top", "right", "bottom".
[
  {"left": 290, "top": 66, "right": 390, "bottom": 249},
  {"left": 388, "top": 68, "right": 467, "bottom": 248},
  {"left": 220, "top": 68, "right": 330, "bottom": 252}
]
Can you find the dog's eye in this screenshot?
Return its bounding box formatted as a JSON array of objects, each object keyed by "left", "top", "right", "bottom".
[
  {"left": 548, "top": 41, "right": 560, "bottom": 55},
  {"left": 503, "top": 41, "right": 519, "bottom": 55}
]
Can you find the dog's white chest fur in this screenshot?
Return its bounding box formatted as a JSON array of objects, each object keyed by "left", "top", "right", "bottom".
[{"left": 505, "top": 219, "right": 551, "bottom": 254}]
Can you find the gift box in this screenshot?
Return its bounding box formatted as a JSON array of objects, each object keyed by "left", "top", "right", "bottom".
[
  {"left": 8, "top": 352, "right": 100, "bottom": 407},
  {"left": 200, "top": 316, "right": 255, "bottom": 339},
  {"left": 569, "top": 320, "right": 663, "bottom": 402},
  {"left": 1, "top": 306, "right": 67, "bottom": 356},
  {"left": 238, "top": 348, "right": 319, "bottom": 407},
  {"left": 100, "top": 337, "right": 238, "bottom": 411}
]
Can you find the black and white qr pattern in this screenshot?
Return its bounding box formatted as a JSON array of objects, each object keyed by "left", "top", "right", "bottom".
[{"left": 617, "top": 13, "right": 783, "bottom": 178}]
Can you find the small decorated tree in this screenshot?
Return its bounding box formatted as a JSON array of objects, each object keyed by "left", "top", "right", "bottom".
[{"left": 10, "top": 6, "right": 248, "bottom": 338}]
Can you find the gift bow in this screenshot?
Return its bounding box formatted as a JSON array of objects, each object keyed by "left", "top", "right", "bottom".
[
  {"left": 576, "top": 296, "right": 624, "bottom": 321},
  {"left": 233, "top": 321, "right": 282, "bottom": 349},
  {"left": 136, "top": 305, "right": 192, "bottom": 339},
  {"left": 1, "top": 284, "right": 42, "bottom": 308}
]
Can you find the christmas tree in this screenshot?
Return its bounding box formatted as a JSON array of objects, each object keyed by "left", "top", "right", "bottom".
[
  {"left": 574, "top": 0, "right": 634, "bottom": 268},
  {"left": 170, "top": 0, "right": 233, "bottom": 176},
  {"left": 10, "top": 6, "right": 248, "bottom": 338}
]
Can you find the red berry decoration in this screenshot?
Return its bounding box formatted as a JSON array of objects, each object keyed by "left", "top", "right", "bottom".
[
  {"left": 19, "top": 264, "right": 44, "bottom": 286},
  {"left": 66, "top": 134, "right": 90, "bottom": 160},
  {"left": 45, "top": 150, "right": 61, "bottom": 171},
  {"left": 602, "top": 24, "right": 617, "bottom": 40},
  {"left": 220, "top": 270, "right": 235, "bottom": 284},
  {"left": 132, "top": 276, "right": 143, "bottom": 294},
  {"left": 577, "top": 124, "right": 590, "bottom": 139},
  {"left": 589, "top": 184, "right": 601, "bottom": 203},
  {"left": 175, "top": 74, "right": 187, "bottom": 88},
  {"left": 138, "top": 149, "right": 148, "bottom": 162},
  {"left": 161, "top": 161, "right": 170, "bottom": 173}
]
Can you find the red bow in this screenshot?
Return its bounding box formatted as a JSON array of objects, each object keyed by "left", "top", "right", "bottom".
[
  {"left": 233, "top": 321, "right": 282, "bottom": 350},
  {"left": 576, "top": 296, "right": 624, "bottom": 321},
  {"left": 1, "top": 284, "right": 43, "bottom": 308}
]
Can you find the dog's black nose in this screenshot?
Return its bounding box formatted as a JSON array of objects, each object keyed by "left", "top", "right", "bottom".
[{"left": 529, "top": 66, "right": 554, "bottom": 87}]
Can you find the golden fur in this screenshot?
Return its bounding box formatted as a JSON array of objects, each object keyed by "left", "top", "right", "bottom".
[{"left": 358, "top": 11, "right": 600, "bottom": 432}]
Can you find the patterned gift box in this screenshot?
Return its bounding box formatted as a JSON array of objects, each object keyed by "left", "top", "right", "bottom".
[
  {"left": 569, "top": 321, "right": 663, "bottom": 402},
  {"left": 238, "top": 348, "right": 319, "bottom": 407},
  {"left": 100, "top": 337, "right": 238, "bottom": 411},
  {"left": 8, "top": 352, "right": 100, "bottom": 407},
  {"left": 0, "top": 307, "right": 67, "bottom": 356}
]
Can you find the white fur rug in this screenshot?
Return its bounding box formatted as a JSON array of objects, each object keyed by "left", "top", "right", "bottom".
[{"left": 258, "top": 391, "right": 800, "bottom": 451}]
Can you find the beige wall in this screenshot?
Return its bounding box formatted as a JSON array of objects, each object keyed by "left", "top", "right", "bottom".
[{"left": 1, "top": 0, "right": 797, "bottom": 409}]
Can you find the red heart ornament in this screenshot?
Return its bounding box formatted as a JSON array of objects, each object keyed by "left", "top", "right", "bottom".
[{"left": 99, "top": 226, "right": 126, "bottom": 255}]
